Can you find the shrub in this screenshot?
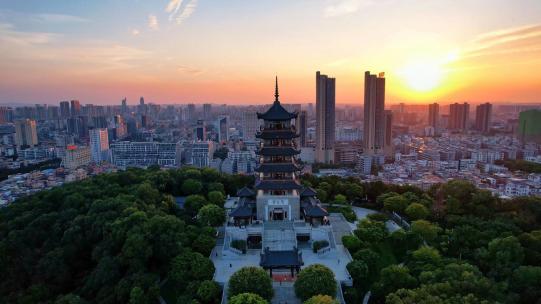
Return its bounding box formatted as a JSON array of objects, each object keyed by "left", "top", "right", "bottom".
[
  {"left": 228, "top": 267, "right": 273, "bottom": 300},
  {"left": 405, "top": 203, "right": 429, "bottom": 220},
  {"left": 342, "top": 235, "right": 362, "bottom": 252},
  {"left": 367, "top": 213, "right": 389, "bottom": 222},
  {"left": 294, "top": 264, "right": 337, "bottom": 301},
  {"left": 304, "top": 294, "right": 339, "bottom": 304},
  {"left": 229, "top": 293, "right": 268, "bottom": 304},
  {"left": 231, "top": 239, "right": 247, "bottom": 253},
  {"left": 196, "top": 280, "right": 221, "bottom": 304},
  {"left": 312, "top": 240, "right": 330, "bottom": 253}
]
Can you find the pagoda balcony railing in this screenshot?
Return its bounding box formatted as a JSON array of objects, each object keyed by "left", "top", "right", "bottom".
[{"left": 259, "top": 125, "right": 296, "bottom": 132}]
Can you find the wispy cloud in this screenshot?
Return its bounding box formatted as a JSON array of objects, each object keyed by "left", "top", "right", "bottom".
[
  {"left": 463, "top": 23, "right": 541, "bottom": 58},
  {"left": 177, "top": 65, "right": 204, "bottom": 75},
  {"left": 148, "top": 14, "right": 159, "bottom": 30},
  {"left": 0, "top": 22, "right": 58, "bottom": 45},
  {"left": 324, "top": 0, "right": 372, "bottom": 18},
  {"left": 165, "top": 0, "right": 198, "bottom": 25},
  {"left": 132, "top": 29, "right": 140, "bottom": 36},
  {"left": 31, "top": 13, "right": 88, "bottom": 23}
]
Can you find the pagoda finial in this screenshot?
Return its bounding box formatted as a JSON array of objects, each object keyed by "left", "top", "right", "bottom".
[{"left": 274, "top": 76, "right": 279, "bottom": 103}]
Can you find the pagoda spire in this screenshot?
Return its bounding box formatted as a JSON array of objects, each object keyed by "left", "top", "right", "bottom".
[{"left": 274, "top": 76, "right": 279, "bottom": 104}]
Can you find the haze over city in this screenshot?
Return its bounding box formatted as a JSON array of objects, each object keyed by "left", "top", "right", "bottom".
[{"left": 1, "top": 0, "right": 541, "bottom": 105}]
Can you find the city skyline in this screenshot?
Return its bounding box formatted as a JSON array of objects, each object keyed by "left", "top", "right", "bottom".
[{"left": 1, "top": 1, "right": 541, "bottom": 105}]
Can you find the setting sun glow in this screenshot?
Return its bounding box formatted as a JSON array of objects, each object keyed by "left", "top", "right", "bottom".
[{"left": 398, "top": 61, "right": 444, "bottom": 92}]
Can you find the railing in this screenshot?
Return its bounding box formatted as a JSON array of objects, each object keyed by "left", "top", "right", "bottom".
[{"left": 317, "top": 246, "right": 332, "bottom": 256}]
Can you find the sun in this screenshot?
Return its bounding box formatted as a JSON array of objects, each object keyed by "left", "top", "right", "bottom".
[{"left": 398, "top": 61, "right": 444, "bottom": 92}]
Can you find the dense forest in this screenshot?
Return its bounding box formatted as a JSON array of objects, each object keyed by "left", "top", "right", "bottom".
[
  {"left": 302, "top": 175, "right": 541, "bottom": 304},
  {"left": 0, "top": 166, "right": 252, "bottom": 304},
  {"left": 1, "top": 166, "right": 541, "bottom": 303}
]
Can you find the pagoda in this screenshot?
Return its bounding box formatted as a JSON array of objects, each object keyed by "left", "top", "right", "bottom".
[{"left": 230, "top": 77, "right": 328, "bottom": 225}]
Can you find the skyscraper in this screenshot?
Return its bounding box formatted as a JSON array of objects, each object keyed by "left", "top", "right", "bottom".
[
  {"left": 70, "top": 100, "right": 81, "bottom": 117},
  {"left": 242, "top": 111, "right": 259, "bottom": 141},
  {"left": 60, "top": 101, "right": 70, "bottom": 118},
  {"left": 203, "top": 103, "right": 212, "bottom": 120},
  {"left": 428, "top": 103, "right": 439, "bottom": 128},
  {"left": 121, "top": 98, "right": 127, "bottom": 113},
  {"left": 89, "top": 128, "right": 110, "bottom": 163},
  {"left": 298, "top": 110, "right": 307, "bottom": 147},
  {"left": 216, "top": 115, "right": 229, "bottom": 143},
  {"left": 475, "top": 102, "right": 492, "bottom": 133},
  {"left": 194, "top": 120, "right": 206, "bottom": 141},
  {"left": 384, "top": 110, "right": 393, "bottom": 155},
  {"left": 315, "top": 71, "right": 336, "bottom": 163},
  {"left": 187, "top": 104, "right": 196, "bottom": 121},
  {"left": 363, "top": 71, "right": 386, "bottom": 155},
  {"left": 14, "top": 119, "right": 38, "bottom": 148},
  {"left": 138, "top": 97, "right": 146, "bottom": 114},
  {"left": 518, "top": 109, "right": 541, "bottom": 143},
  {"left": 449, "top": 102, "right": 470, "bottom": 131}
]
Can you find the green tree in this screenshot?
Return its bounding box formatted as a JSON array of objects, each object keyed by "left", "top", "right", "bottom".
[
  {"left": 316, "top": 189, "right": 328, "bottom": 203},
  {"left": 208, "top": 191, "right": 225, "bottom": 207},
  {"left": 207, "top": 182, "right": 225, "bottom": 194},
  {"left": 197, "top": 280, "right": 221, "bottom": 304},
  {"left": 198, "top": 204, "right": 225, "bottom": 227},
  {"left": 334, "top": 194, "right": 347, "bottom": 205},
  {"left": 192, "top": 234, "right": 216, "bottom": 256},
  {"left": 346, "top": 260, "right": 369, "bottom": 283},
  {"left": 185, "top": 195, "right": 208, "bottom": 216},
  {"left": 383, "top": 195, "right": 409, "bottom": 213},
  {"left": 510, "top": 266, "right": 541, "bottom": 304},
  {"left": 477, "top": 236, "right": 524, "bottom": 279},
  {"left": 372, "top": 265, "right": 417, "bottom": 298},
  {"left": 411, "top": 220, "right": 441, "bottom": 242},
  {"left": 182, "top": 179, "right": 203, "bottom": 195},
  {"left": 304, "top": 295, "right": 338, "bottom": 304},
  {"left": 405, "top": 203, "right": 429, "bottom": 220},
  {"left": 229, "top": 293, "right": 267, "bottom": 304},
  {"left": 354, "top": 219, "right": 389, "bottom": 244},
  {"left": 342, "top": 235, "right": 362, "bottom": 253},
  {"left": 228, "top": 267, "right": 273, "bottom": 300},
  {"left": 294, "top": 264, "right": 337, "bottom": 301}
]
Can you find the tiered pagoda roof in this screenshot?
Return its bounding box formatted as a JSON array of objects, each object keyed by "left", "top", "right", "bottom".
[
  {"left": 255, "top": 130, "right": 299, "bottom": 140},
  {"left": 257, "top": 77, "right": 298, "bottom": 121},
  {"left": 255, "top": 163, "right": 301, "bottom": 173},
  {"left": 255, "top": 179, "right": 303, "bottom": 190},
  {"left": 256, "top": 147, "right": 301, "bottom": 156}
]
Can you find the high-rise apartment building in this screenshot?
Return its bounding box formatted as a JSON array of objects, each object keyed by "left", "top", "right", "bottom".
[
  {"left": 187, "top": 104, "right": 196, "bottom": 121},
  {"left": 203, "top": 103, "right": 212, "bottom": 120},
  {"left": 518, "top": 109, "right": 541, "bottom": 143},
  {"left": 60, "top": 101, "right": 70, "bottom": 118},
  {"left": 111, "top": 141, "right": 179, "bottom": 168},
  {"left": 194, "top": 120, "right": 206, "bottom": 141},
  {"left": 121, "top": 98, "right": 127, "bottom": 113},
  {"left": 449, "top": 102, "right": 470, "bottom": 131},
  {"left": 191, "top": 141, "right": 216, "bottom": 168},
  {"left": 216, "top": 116, "right": 229, "bottom": 143},
  {"left": 315, "top": 71, "right": 336, "bottom": 163},
  {"left": 298, "top": 110, "right": 307, "bottom": 147},
  {"left": 242, "top": 111, "right": 259, "bottom": 141},
  {"left": 70, "top": 100, "right": 81, "bottom": 117},
  {"left": 63, "top": 145, "right": 91, "bottom": 170},
  {"left": 428, "top": 103, "right": 439, "bottom": 128},
  {"left": 89, "top": 128, "right": 110, "bottom": 163},
  {"left": 475, "top": 102, "right": 493, "bottom": 133},
  {"left": 363, "top": 71, "right": 386, "bottom": 155},
  {"left": 384, "top": 110, "right": 393, "bottom": 155},
  {"left": 14, "top": 119, "right": 38, "bottom": 148}
]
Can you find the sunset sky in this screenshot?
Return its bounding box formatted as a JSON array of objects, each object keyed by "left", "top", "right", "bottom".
[{"left": 1, "top": 0, "right": 541, "bottom": 105}]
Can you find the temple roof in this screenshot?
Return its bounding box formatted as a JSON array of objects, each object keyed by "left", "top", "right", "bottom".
[
  {"left": 300, "top": 187, "right": 318, "bottom": 197},
  {"left": 256, "top": 130, "right": 299, "bottom": 140},
  {"left": 237, "top": 186, "right": 255, "bottom": 197},
  {"left": 257, "top": 147, "right": 301, "bottom": 156},
  {"left": 254, "top": 179, "right": 303, "bottom": 190},
  {"left": 255, "top": 163, "right": 301, "bottom": 173},
  {"left": 302, "top": 205, "right": 329, "bottom": 217},
  {"left": 260, "top": 247, "right": 303, "bottom": 268},
  {"left": 257, "top": 77, "right": 298, "bottom": 121},
  {"left": 229, "top": 204, "right": 254, "bottom": 218}
]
